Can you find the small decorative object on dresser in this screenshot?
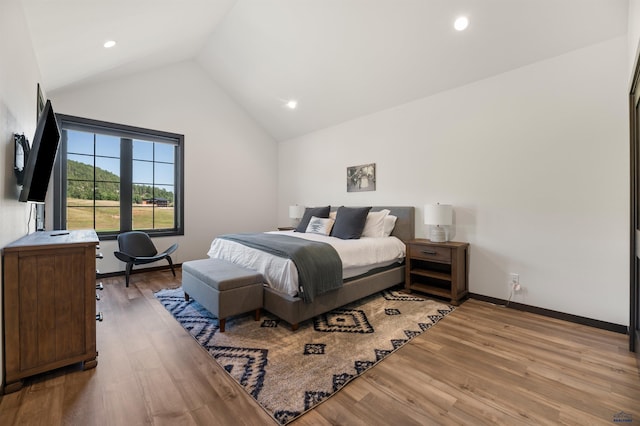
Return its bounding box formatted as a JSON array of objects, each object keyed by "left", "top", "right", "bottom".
[{"left": 405, "top": 239, "right": 469, "bottom": 306}]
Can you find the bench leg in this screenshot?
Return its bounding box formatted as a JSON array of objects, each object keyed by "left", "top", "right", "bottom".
[
  {"left": 291, "top": 323, "right": 299, "bottom": 331},
  {"left": 219, "top": 318, "right": 226, "bottom": 332},
  {"left": 184, "top": 292, "right": 190, "bottom": 302},
  {"left": 254, "top": 308, "right": 260, "bottom": 321}
]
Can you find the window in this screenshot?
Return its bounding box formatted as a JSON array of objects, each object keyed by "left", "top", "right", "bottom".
[{"left": 54, "top": 115, "right": 184, "bottom": 239}]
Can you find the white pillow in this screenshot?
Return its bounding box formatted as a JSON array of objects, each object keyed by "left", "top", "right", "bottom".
[
  {"left": 382, "top": 215, "right": 397, "bottom": 237},
  {"left": 361, "top": 209, "right": 390, "bottom": 238},
  {"left": 306, "top": 216, "right": 335, "bottom": 235}
]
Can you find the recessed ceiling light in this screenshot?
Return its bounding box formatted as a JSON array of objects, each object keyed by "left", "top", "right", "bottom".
[
  {"left": 454, "top": 16, "right": 469, "bottom": 31},
  {"left": 103, "top": 40, "right": 116, "bottom": 48},
  {"left": 286, "top": 100, "right": 298, "bottom": 109}
]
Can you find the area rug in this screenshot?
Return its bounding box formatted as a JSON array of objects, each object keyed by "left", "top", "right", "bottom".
[{"left": 155, "top": 286, "right": 454, "bottom": 424}]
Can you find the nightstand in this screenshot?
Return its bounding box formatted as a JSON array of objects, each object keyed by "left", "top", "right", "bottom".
[
  {"left": 277, "top": 226, "right": 295, "bottom": 231},
  {"left": 405, "top": 239, "right": 469, "bottom": 306}
]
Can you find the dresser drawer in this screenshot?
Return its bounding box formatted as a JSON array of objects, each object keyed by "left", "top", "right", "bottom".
[{"left": 409, "top": 244, "right": 451, "bottom": 263}]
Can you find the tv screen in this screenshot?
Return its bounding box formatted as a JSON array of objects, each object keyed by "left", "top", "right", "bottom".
[{"left": 19, "top": 100, "right": 61, "bottom": 203}]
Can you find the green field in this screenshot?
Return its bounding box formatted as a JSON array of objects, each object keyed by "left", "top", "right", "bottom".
[{"left": 66, "top": 198, "right": 175, "bottom": 231}]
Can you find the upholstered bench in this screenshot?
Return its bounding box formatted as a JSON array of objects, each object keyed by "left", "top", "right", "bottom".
[{"left": 182, "top": 258, "right": 263, "bottom": 332}]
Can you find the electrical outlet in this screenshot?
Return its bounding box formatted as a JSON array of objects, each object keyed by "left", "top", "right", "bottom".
[{"left": 509, "top": 273, "right": 520, "bottom": 291}]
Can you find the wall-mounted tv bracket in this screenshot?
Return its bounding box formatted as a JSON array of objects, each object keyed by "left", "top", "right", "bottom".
[{"left": 14, "top": 133, "right": 30, "bottom": 185}]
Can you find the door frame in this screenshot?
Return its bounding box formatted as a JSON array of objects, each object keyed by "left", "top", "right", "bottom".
[{"left": 630, "top": 39, "right": 640, "bottom": 353}]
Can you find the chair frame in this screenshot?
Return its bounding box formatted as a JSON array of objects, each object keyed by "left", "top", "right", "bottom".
[{"left": 114, "top": 231, "right": 178, "bottom": 287}]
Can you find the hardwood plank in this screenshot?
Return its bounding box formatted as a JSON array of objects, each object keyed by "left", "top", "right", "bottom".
[
  {"left": 102, "top": 377, "right": 151, "bottom": 425},
  {"left": 1, "top": 270, "right": 638, "bottom": 426},
  {"left": 59, "top": 369, "right": 105, "bottom": 426}
]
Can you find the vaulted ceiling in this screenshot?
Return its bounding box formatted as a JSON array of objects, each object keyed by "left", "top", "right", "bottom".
[{"left": 21, "top": 0, "right": 629, "bottom": 141}]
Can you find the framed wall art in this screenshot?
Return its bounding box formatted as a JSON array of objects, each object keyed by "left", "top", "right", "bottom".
[{"left": 347, "top": 163, "right": 376, "bottom": 192}]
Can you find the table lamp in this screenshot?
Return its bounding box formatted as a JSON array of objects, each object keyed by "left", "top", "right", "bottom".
[
  {"left": 289, "top": 205, "right": 305, "bottom": 226},
  {"left": 424, "top": 203, "right": 452, "bottom": 242}
]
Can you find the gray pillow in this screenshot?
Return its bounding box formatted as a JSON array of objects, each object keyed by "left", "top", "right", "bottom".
[
  {"left": 331, "top": 206, "right": 372, "bottom": 239},
  {"left": 295, "top": 206, "right": 331, "bottom": 232}
]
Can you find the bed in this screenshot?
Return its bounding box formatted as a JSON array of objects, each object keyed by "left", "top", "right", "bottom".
[{"left": 208, "top": 206, "right": 415, "bottom": 329}]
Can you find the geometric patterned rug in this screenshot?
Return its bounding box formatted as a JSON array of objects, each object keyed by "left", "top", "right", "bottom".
[{"left": 155, "top": 286, "right": 454, "bottom": 425}]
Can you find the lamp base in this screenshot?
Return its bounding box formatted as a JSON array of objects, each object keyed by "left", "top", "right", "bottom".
[{"left": 429, "top": 226, "right": 447, "bottom": 243}]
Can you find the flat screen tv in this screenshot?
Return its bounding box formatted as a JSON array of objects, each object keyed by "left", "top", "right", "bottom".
[{"left": 19, "top": 99, "right": 61, "bottom": 203}]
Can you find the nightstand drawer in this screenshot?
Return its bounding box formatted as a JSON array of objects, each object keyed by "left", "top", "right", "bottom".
[{"left": 409, "top": 244, "right": 451, "bottom": 263}]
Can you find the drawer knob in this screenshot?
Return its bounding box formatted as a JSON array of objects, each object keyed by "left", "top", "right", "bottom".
[{"left": 421, "top": 250, "right": 437, "bottom": 255}]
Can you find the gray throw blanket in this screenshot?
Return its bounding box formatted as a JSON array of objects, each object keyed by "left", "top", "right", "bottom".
[{"left": 218, "top": 233, "right": 343, "bottom": 303}]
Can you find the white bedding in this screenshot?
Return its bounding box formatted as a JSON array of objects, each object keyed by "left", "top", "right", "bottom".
[{"left": 207, "top": 231, "right": 406, "bottom": 297}]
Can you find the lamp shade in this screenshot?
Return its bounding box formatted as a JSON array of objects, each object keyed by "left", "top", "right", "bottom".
[
  {"left": 289, "top": 205, "right": 305, "bottom": 219},
  {"left": 424, "top": 204, "right": 453, "bottom": 226}
]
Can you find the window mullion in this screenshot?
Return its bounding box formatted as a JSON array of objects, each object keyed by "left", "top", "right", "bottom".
[
  {"left": 152, "top": 144, "right": 155, "bottom": 230},
  {"left": 93, "top": 134, "right": 97, "bottom": 229},
  {"left": 175, "top": 138, "right": 183, "bottom": 233},
  {"left": 120, "top": 138, "right": 133, "bottom": 231}
]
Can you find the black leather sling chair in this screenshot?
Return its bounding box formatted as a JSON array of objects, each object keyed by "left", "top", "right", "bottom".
[{"left": 114, "top": 231, "right": 178, "bottom": 287}]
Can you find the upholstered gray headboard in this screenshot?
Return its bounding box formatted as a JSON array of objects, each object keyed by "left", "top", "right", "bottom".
[{"left": 329, "top": 206, "right": 415, "bottom": 242}]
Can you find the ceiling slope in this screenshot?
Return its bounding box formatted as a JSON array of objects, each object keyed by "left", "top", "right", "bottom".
[
  {"left": 21, "top": 0, "right": 236, "bottom": 91},
  {"left": 22, "top": 0, "right": 628, "bottom": 141},
  {"left": 197, "top": 0, "right": 628, "bottom": 141}
]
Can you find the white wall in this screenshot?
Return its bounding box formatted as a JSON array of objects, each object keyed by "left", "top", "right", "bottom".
[
  {"left": 630, "top": 0, "right": 640, "bottom": 78},
  {"left": 51, "top": 61, "right": 279, "bottom": 274},
  {"left": 0, "top": 0, "right": 45, "bottom": 391},
  {"left": 0, "top": 1, "right": 41, "bottom": 243},
  {"left": 278, "top": 37, "right": 629, "bottom": 326}
]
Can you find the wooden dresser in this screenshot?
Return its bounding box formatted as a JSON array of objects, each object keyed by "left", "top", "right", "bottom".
[{"left": 2, "top": 229, "right": 99, "bottom": 393}]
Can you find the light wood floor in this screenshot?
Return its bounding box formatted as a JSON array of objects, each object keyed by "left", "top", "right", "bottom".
[{"left": 1, "top": 268, "right": 638, "bottom": 425}]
